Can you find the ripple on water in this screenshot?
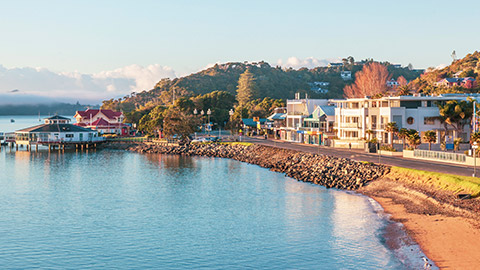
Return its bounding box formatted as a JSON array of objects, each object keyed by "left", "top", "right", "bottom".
[{"left": 0, "top": 149, "right": 419, "bottom": 269}]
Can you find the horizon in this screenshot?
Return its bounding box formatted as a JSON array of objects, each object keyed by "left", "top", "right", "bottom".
[{"left": 1, "top": 0, "right": 479, "bottom": 103}]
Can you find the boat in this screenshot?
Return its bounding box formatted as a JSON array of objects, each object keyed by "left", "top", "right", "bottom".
[{"left": 10, "top": 119, "right": 15, "bottom": 123}]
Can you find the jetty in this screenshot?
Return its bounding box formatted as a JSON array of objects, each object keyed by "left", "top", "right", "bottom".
[{"left": 2, "top": 115, "right": 105, "bottom": 152}]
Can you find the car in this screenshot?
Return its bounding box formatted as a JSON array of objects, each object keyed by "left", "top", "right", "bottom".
[{"left": 191, "top": 138, "right": 208, "bottom": 143}]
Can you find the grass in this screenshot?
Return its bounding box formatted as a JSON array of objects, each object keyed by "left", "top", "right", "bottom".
[{"left": 389, "top": 166, "right": 480, "bottom": 197}]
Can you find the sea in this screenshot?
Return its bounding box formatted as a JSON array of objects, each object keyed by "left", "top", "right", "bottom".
[{"left": 0, "top": 116, "right": 434, "bottom": 269}]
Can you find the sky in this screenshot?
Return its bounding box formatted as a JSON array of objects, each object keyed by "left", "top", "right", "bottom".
[{"left": 0, "top": 0, "right": 479, "bottom": 104}]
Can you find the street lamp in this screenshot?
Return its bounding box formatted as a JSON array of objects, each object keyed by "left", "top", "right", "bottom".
[
  {"left": 193, "top": 109, "right": 198, "bottom": 139},
  {"left": 207, "top": 109, "right": 211, "bottom": 135}
]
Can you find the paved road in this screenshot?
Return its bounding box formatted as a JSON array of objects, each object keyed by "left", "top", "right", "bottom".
[{"left": 244, "top": 137, "right": 476, "bottom": 177}]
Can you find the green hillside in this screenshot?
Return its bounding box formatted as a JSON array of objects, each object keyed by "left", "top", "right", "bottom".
[
  {"left": 410, "top": 51, "right": 480, "bottom": 94},
  {"left": 102, "top": 60, "right": 422, "bottom": 115}
]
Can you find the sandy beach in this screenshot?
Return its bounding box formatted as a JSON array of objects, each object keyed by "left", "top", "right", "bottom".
[{"left": 360, "top": 178, "right": 480, "bottom": 269}]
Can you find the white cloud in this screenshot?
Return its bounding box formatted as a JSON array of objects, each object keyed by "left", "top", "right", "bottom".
[
  {"left": 0, "top": 64, "right": 176, "bottom": 104},
  {"left": 276, "top": 57, "right": 340, "bottom": 69}
]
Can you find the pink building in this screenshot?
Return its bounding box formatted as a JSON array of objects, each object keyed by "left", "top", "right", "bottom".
[{"left": 74, "top": 109, "right": 129, "bottom": 135}]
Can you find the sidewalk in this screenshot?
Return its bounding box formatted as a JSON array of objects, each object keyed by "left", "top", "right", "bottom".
[{"left": 245, "top": 137, "right": 476, "bottom": 177}]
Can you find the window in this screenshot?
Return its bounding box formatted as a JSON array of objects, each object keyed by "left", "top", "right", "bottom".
[
  {"left": 66, "top": 134, "right": 74, "bottom": 138},
  {"left": 407, "top": 117, "right": 414, "bottom": 125},
  {"left": 424, "top": 117, "right": 435, "bottom": 125}
]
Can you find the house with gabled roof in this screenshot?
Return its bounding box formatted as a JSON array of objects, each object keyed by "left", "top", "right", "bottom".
[
  {"left": 74, "top": 109, "right": 129, "bottom": 135},
  {"left": 15, "top": 115, "right": 103, "bottom": 149}
]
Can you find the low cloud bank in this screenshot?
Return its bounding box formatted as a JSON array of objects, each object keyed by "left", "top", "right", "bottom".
[
  {"left": 276, "top": 57, "right": 340, "bottom": 69},
  {"left": 0, "top": 64, "right": 176, "bottom": 105}
]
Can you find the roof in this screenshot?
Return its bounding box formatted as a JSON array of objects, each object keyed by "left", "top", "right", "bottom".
[
  {"left": 267, "top": 113, "right": 286, "bottom": 120},
  {"left": 241, "top": 118, "right": 268, "bottom": 127},
  {"left": 45, "top": 115, "right": 70, "bottom": 120},
  {"left": 16, "top": 124, "right": 94, "bottom": 133},
  {"left": 90, "top": 118, "right": 128, "bottom": 127},
  {"left": 318, "top": 105, "right": 336, "bottom": 116},
  {"left": 75, "top": 109, "right": 123, "bottom": 120}
]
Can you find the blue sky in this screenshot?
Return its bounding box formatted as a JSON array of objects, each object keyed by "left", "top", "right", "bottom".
[{"left": 0, "top": 0, "right": 479, "bottom": 103}]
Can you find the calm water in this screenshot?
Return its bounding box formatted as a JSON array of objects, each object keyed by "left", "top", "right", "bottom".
[{"left": 0, "top": 116, "right": 429, "bottom": 269}]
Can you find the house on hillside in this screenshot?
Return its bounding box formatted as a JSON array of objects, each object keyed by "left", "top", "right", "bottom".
[
  {"left": 74, "top": 109, "right": 129, "bottom": 135},
  {"left": 340, "top": 71, "right": 352, "bottom": 80},
  {"left": 308, "top": 82, "right": 330, "bottom": 93},
  {"left": 386, "top": 78, "right": 399, "bottom": 88},
  {"left": 328, "top": 62, "right": 343, "bottom": 68},
  {"left": 436, "top": 77, "right": 477, "bottom": 89}
]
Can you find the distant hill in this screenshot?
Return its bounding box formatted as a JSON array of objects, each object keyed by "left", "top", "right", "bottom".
[
  {"left": 410, "top": 51, "right": 480, "bottom": 94},
  {"left": 0, "top": 102, "right": 99, "bottom": 116},
  {"left": 102, "top": 60, "right": 423, "bottom": 113}
]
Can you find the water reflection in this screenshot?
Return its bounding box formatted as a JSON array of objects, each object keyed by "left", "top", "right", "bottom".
[{"left": 0, "top": 149, "right": 407, "bottom": 269}]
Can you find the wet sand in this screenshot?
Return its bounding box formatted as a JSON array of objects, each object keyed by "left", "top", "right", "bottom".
[{"left": 361, "top": 178, "right": 480, "bottom": 269}]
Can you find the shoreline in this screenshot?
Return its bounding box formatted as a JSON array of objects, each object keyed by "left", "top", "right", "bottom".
[{"left": 107, "top": 142, "right": 480, "bottom": 269}]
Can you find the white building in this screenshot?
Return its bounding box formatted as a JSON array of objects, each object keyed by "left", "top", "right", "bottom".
[
  {"left": 280, "top": 93, "right": 330, "bottom": 143},
  {"left": 340, "top": 71, "right": 352, "bottom": 80},
  {"left": 332, "top": 94, "right": 478, "bottom": 146},
  {"left": 15, "top": 115, "right": 103, "bottom": 147}
]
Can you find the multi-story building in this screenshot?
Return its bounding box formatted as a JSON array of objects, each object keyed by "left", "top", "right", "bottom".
[
  {"left": 332, "top": 94, "right": 479, "bottom": 146},
  {"left": 279, "top": 93, "right": 333, "bottom": 144},
  {"left": 74, "top": 109, "right": 129, "bottom": 135}
]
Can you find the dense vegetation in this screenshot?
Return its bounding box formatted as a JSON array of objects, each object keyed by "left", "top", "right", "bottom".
[
  {"left": 102, "top": 60, "right": 422, "bottom": 113},
  {"left": 410, "top": 51, "right": 480, "bottom": 94},
  {"left": 101, "top": 59, "right": 422, "bottom": 135}
]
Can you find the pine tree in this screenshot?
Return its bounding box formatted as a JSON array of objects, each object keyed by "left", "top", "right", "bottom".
[{"left": 236, "top": 69, "right": 258, "bottom": 106}]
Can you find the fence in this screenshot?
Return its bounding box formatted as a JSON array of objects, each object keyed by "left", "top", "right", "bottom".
[
  {"left": 107, "top": 136, "right": 150, "bottom": 143},
  {"left": 413, "top": 149, "right": 467, "bottom": 163}
]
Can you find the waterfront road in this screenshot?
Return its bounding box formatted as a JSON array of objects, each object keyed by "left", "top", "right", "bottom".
[{"left": 244, "top": 137, "right": 475, "bottom": 177}]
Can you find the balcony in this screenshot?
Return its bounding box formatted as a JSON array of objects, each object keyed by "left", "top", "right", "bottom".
[
  {"left": 339, "top": 123, "right": 362, "bottom": 128},
  {"left": 287, "top": 111, "right": 305, "bottom": 116}
]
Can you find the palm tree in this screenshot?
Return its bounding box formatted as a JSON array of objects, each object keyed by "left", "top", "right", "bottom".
[
  {"left": 472, "top": 132, "right": 480, "bottom": 144},
  {"left": 406, "top": 129, "right": 421, "bottom": 149},
  {"left": 384, "top": 122, "right": 398, "bottom": 147},
  {"left": 423, "top": 130, "right": 437, "bottom": 150},
  {"left": 453, "top": 138, "right": 462, "bottom": 152},
  {"left": 397, "top": 85, "right": 411, "bottom": 96},
  {"left": 437, "top": 99, "right": 473, "bottom": 139},
  {"left": 365, "top": 129, "right": 374, "bottom": 141},
  {"left": 398, "top": 128, "right": 408, "bottom": 150}
]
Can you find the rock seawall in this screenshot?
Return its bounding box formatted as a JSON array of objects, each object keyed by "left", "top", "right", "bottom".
[{"left": 116, "top": 142, "right": 389, "bottom": 190}]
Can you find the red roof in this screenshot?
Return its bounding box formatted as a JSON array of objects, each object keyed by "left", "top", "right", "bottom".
[
  {"left": 75, "top": 109, "right": 123, "bottom": 120},
  {"left": 90, "top": 118, "right": 128, "bottom": 128}
]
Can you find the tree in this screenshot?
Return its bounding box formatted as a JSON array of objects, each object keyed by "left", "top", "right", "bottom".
[
  {"left": 138, "top": 105, "right": 167, "bottom": 136},
  {"left": 437, "top": 99, "right": 473, "bottom": 138},
  {"left": 236, "top": 69, "right": 258, "bottom": 106},
  {"left": 396, "top": 85, "right": 411, "bottom": 96},
  {"left": 397, "top": 76, "right": 408, "bottom": 86},
  {"left": 398, "top": 128, "right": 409, "bottom": 149},
  {"left": 406, "top": 129, "right": 421, "bottom": 149},
  {"left": 472, "top": 131, "right": 480, "bottom": 144},
  {"left": 384, "top": 122, "right": 398, "bottom": 147},
  {"left": 343, "top": 62, "right": 391, "bottom": 98},
  {"left": 163, "top": 107, "right": 199, "bottom": 142},
  {"left": 423, "top": 130, "right": 437, "bottom": 150}
]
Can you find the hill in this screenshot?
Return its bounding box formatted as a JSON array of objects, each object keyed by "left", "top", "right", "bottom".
[
  {"left": 410, "top": 51, "right": 480, "bottom": 94},
  {"left": 101, "top": 60, "right": 423, "bottom": 114}
]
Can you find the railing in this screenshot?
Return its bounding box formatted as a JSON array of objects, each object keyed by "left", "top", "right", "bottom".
[
  {"left": 413, "top": 149, "right": 466, "bottom": 163},
  {"left": 286, "top": 111, "right": 305, "bottom": 116},
  {"left": 340, "top": 123, "right": 362, "bottom": 128},
  {"left": 107, "top": 136, "right": 149, "bottom": 143}
]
